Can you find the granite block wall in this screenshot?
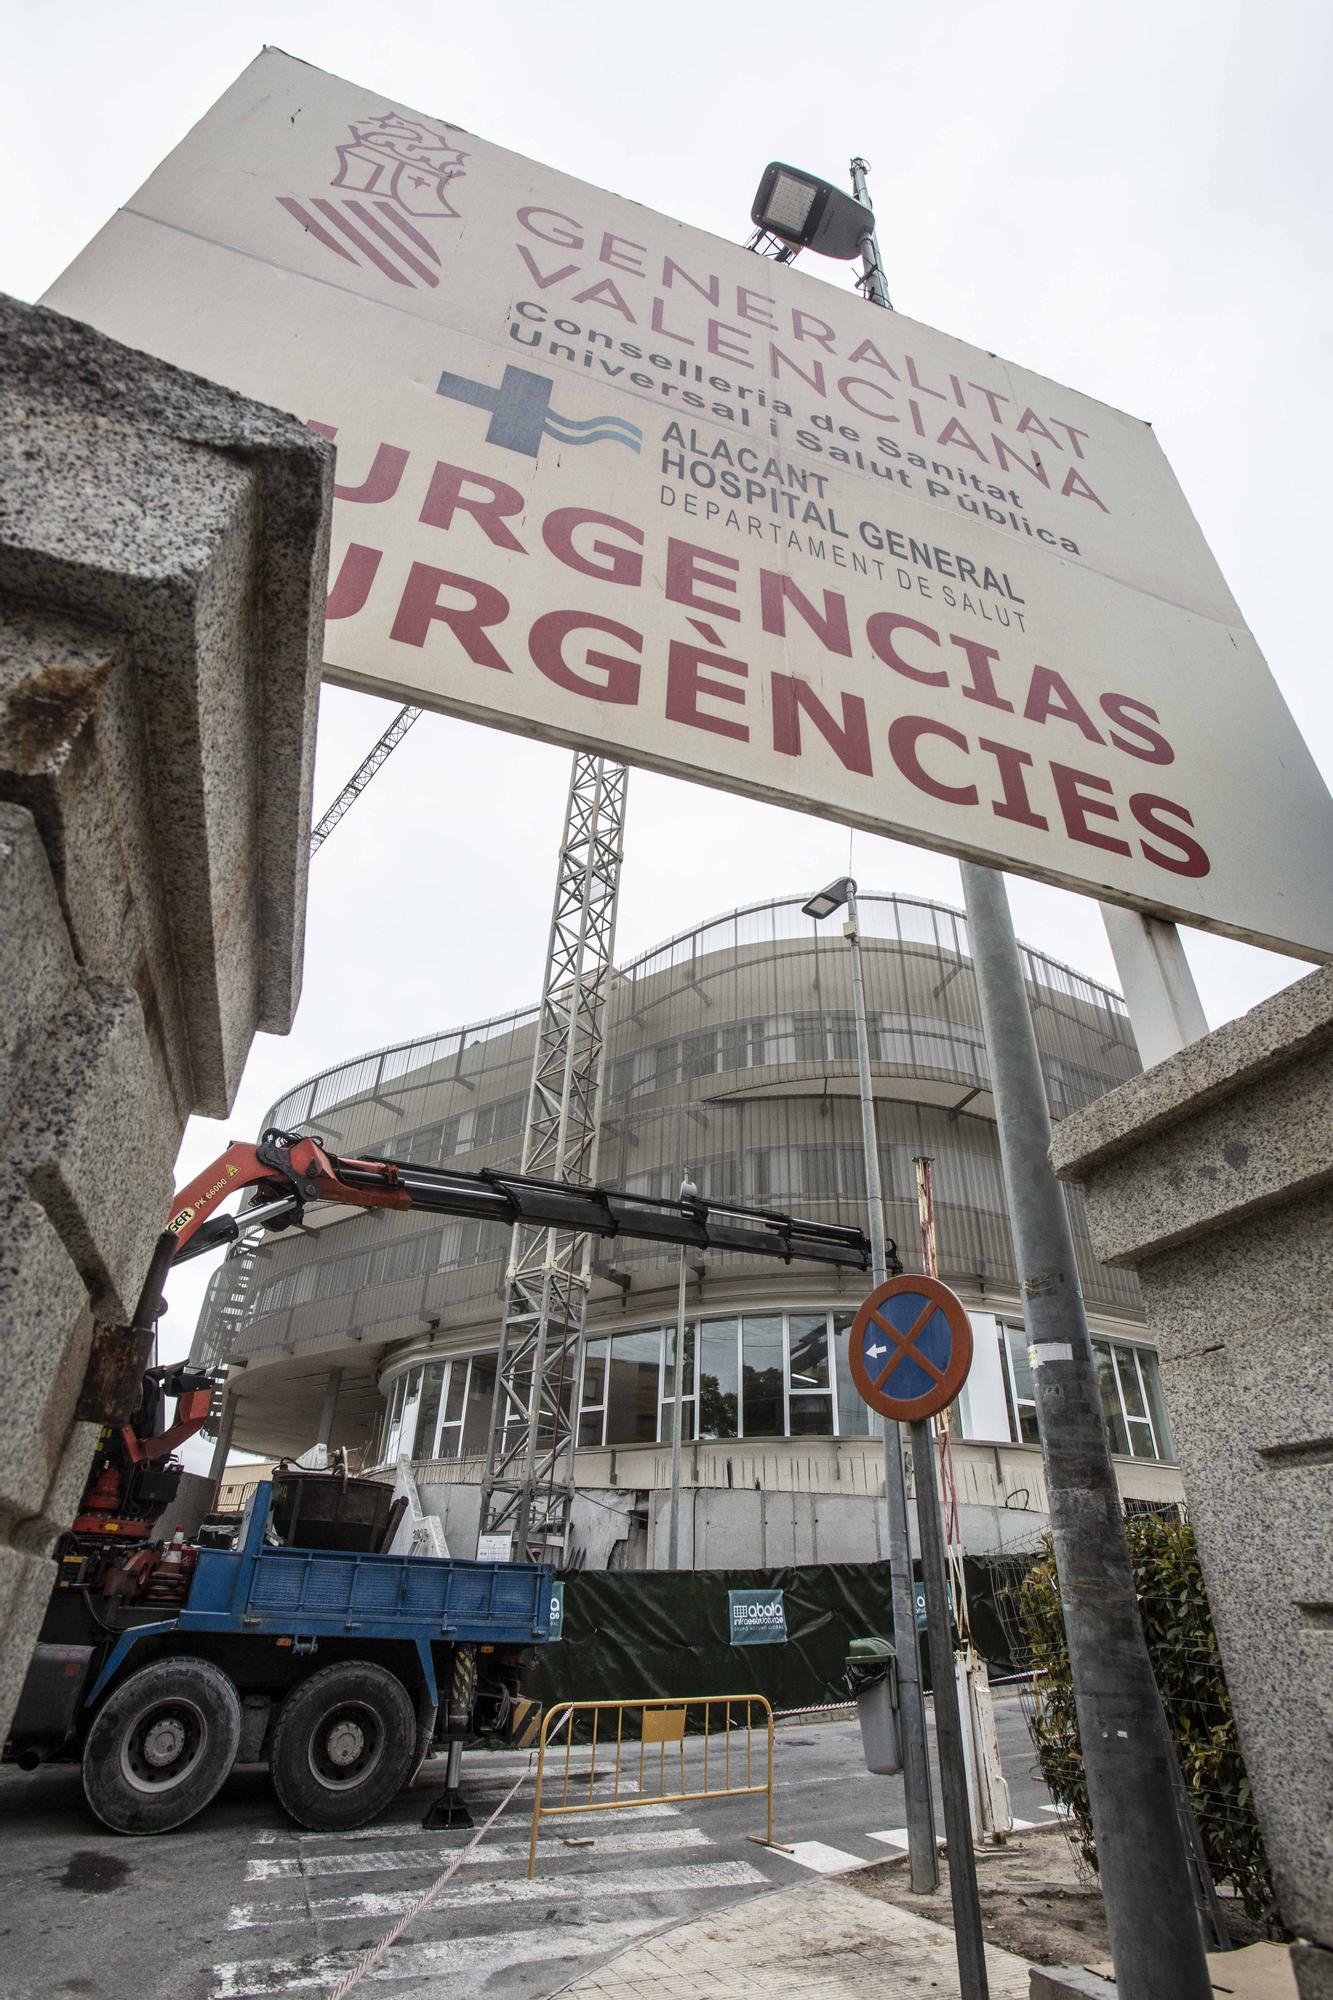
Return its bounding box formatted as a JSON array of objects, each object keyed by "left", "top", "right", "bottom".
[
  {"left": 1052, "top": 966, "right": 1333, "bottom": 1996},
  {"left": 0, "top": 295, "right": 331, "bottom": 1738}
]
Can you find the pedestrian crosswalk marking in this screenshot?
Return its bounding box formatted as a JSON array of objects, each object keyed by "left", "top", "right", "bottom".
[
  {"left": 212, "top": 1914, "right": 656, "bottom": 1998},
  {"left": 869, "top": 1820, "right": 1043, "bottom": 1848},
  {"left": 228, "top": 1856, "right": 767, "bottom": 1929},
  {"left": 249, "top": 1796, "right": 681, "bottom": 1851},
  {"left": 251, "top": 1821, "right": 428, "bottom": 1846},
  {"left": 245, "top": 1824, "right": 710, "bottom": 1880},
  {"left": 774, "top": 1839, "right": 870, "bottom": 1875},
  {"left": 222, "top": 1723, "right": 1058, "bottom": 1996}
]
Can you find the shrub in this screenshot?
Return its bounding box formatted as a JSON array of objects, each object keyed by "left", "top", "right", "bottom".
[{"left": 1016, "top": 1515, "right": 1280, "bottom": 1931}]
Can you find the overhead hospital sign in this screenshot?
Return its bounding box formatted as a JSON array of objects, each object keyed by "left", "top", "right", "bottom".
[{"left": 45, "top": 50, "right": 1333, "bottom": 958}]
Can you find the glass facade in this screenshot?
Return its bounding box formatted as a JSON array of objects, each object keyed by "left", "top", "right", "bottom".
[
  {"left": 188, "top": 892, "right": 1151, "bottom": 1467},
  {"left": 375, "top": 1315, "right": 1175, "bottom": 1464},
  {"left": 997, "top": 1318, "right": 1175, "bottom": 1462}
]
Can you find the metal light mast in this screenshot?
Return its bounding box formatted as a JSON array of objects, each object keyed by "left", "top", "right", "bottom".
[
  {"left": 477, "top": 753, "right": 628, "bottom": 1564},
  {"left": 309, "top": 704, "right": 423, "bottom": 856}
]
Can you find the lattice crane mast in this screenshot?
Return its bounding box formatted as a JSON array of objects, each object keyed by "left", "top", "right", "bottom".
[{"left": 309, "top": 703, "right": 422, "bottom": 856}]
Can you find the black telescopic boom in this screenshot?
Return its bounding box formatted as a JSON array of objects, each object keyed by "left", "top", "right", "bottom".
[
  {"left": 341, "top": 1158, "right": 877, "bottom": 1270},
  {"left": 176, "top": 1154, "right": 878, "bottom": 1274}
]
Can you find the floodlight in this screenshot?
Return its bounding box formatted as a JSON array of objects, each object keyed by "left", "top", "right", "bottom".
[
  {"left": 750, "top": 164, "right": 874, "bottom": 262},
  {"left": 802, "top": 877, "right": 854, "bottom": 921}
]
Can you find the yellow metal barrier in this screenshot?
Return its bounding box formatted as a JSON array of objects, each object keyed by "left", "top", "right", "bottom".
[{"left": 528, "top": 1695, "right": 774, "bottom": 1878}]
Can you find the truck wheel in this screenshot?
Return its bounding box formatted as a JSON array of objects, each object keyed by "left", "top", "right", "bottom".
[
  {"left": 269, "top": 1662, "right": 416, "bottom": 1830},
  {"left": 82, "top": 1657, "right": 241, "bottom": 1834}
]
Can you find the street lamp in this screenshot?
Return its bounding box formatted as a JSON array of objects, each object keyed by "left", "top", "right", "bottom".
[
  {"left": 801, "top": 876, "right": 853, "bottom": 922},
  {"left": 750, "top": 164, "right": 874, "bottom": 262},
  {"left": 666, "top": 1170, "right": 698, "bottom": 1569},
  {"left": 804, "top": 876, "right": 938, "bottom": 1892}
]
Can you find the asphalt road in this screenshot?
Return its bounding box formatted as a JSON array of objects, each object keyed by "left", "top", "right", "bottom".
[{"left": 0, "top": 1698, "right": 1057, "bottom": 2000}]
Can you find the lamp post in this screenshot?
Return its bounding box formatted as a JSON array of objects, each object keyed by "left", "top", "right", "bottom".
[
  {"left": 802, "top": 878, "right": 938, "bottom": 1893},
  {"left": 666, "top": 1170, "right": 697, "bottom": 1569}
]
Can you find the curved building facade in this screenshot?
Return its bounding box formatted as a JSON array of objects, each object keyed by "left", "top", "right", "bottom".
[{"left": 195, "top": 894, "right": 1182, "bottom": 1565}]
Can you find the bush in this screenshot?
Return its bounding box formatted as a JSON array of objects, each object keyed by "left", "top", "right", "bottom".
[{"left": 1016, "top": 1515, "right": 1280, "bottom": 1932}]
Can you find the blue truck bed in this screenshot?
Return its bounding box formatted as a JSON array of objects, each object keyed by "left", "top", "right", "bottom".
[{"left": 86, "top": 1482, "right": 551, "bottom": 1709}]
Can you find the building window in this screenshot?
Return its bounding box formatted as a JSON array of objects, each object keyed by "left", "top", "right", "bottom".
[
  {"left": 461, "top": 1359, "right": 495, "bottom": 1456},
  {"left": 831, "top": 1313, "right": 871, "bottom": 1436},
  {"left": 578, "top": 1338, "right": 610, "bottom": 1448},
  {"left": 438, "top": 1355, "right": 471, "bottom": 1455},
  {"left": 997, "top": 1321, "right": 1174, "bottom": 1463},
  {"left": 376, "top": 1354, "right": 497, "bottom": 1464},
  {"left": 1093, "top": 1339, "right": 1174, "bottom": 1461},
  {"left": 999, "top": 1323, "right": 1040, "bottom": 1444},
  {"left": 604, "top": 1328, "right": 661, "bottom": 1446},
  {"left": 406, "top": 1357, "right": 465, "bottom": 1460},
  {"left": 582, "top": 1312, "right": 877, "bottom": 1448},
  {"left": 742, "top": 1315, "right": 784, "bottom": 1438},
  {"left": 787, "top": 1313, "right": 833, "bottom": 1436},
  {"left": 698, "top": 1317, "right": 740, "bottom": 1439},
  {"left": 661, "top": 1319, "right": 697, "bottom": 1443},
  {"left": 415, "top": 1362, "right": 444, "bottom": 1458},
  {"left": 382, "top": 1372, "right": 408, "bottom": 1462},
  {"left": 381, "top": 1312, "right": 1169, "bottom": 1468}
]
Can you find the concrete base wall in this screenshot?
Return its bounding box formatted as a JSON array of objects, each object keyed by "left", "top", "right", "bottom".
[
  {"left": 405, "top": 1430, "right": 1180, "bottom": 1574},
  {"left": 0, "top": 297, "right": 330, "bottom": 1737},
  {"left": 1052, "top": 965, "right": 1333, "bottom": 1974}
]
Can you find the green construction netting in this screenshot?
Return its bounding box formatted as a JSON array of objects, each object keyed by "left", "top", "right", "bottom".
[{"left": 522, "top": 1556, "right": 1027, "bottom": 1716}]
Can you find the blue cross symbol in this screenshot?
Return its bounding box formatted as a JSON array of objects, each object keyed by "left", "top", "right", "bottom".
[{"left": 436, "top": 362, "right": 643, "bottom": 458}]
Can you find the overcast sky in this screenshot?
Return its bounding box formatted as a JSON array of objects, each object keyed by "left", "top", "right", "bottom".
[{"left": 5, "top": 0, "right": 1330, "bottom": 1390}]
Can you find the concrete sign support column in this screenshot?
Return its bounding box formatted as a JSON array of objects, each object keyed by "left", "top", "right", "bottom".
[
  {"left": 960, "top": 858, "right": 1212, "bottom": 1999},
  {"left": 1100, "top": 903, "right": 1210, "bottom": 1068}
]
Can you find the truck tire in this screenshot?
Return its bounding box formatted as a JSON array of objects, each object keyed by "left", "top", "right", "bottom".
[
  {"left": 269, "top": 1661, "right": 417, "bottom": 1830},
  {"left": 82, "top": 1656, "right": 242, "bottom": 1834}
]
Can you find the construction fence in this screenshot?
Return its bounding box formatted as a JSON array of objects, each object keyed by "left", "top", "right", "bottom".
[
  {"left": 522, "top": 1556, "right": 1027, "bottom": 1721},
  {"left": 528, "top": 1695, "right": 774, "bottom": 1877}
]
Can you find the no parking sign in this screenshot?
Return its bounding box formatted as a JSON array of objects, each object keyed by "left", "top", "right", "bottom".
[{"left": 849, "top": 1275, "right": 974, "bottom": 1424}]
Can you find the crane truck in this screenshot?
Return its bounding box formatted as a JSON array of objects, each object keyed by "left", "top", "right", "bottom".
[{"left": 3, "top": 1129, "right": 873, "bottom": 1835}]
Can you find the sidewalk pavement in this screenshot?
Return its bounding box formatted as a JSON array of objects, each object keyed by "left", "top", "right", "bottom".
[{"left": 552, "top": 1874, "right": 1033, "bottom": 2000}]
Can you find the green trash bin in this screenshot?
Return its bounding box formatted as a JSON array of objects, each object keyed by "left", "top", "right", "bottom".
[{"left": 844, "top": 1636, "right": 901, "bottom": 1776}]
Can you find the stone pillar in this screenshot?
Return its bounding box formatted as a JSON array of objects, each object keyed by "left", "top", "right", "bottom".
[
  {"left": 1050, "top": 965, "right": 1333, "bottom": 1997},
  {"left": 206, "top": 1394, "right": 238, "bottom": 1487},
  {"left": 0, "top": 295, "right": 332, "bottom": 1737},
  {"left": 315, "top": 1369, "right": 344, "bottom": 1457}
]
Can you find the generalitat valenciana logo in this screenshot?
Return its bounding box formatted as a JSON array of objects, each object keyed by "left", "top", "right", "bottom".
[{"left": 278, "top": 109, "right": 468, "bottom": 290}]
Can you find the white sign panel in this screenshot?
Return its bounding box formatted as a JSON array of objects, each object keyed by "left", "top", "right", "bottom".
[{"left": 45, "top": 51, "right": 1333, "bottom": 958}]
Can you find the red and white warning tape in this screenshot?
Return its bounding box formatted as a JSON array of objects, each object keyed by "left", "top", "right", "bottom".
[{"left": 322, "top": 1766, "right": 529, "bottom": 2000}]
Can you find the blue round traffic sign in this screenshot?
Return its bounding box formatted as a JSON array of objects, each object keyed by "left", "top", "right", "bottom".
[{"left": 849, "top": 1274, "right": 974, "bottom": 1422}]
